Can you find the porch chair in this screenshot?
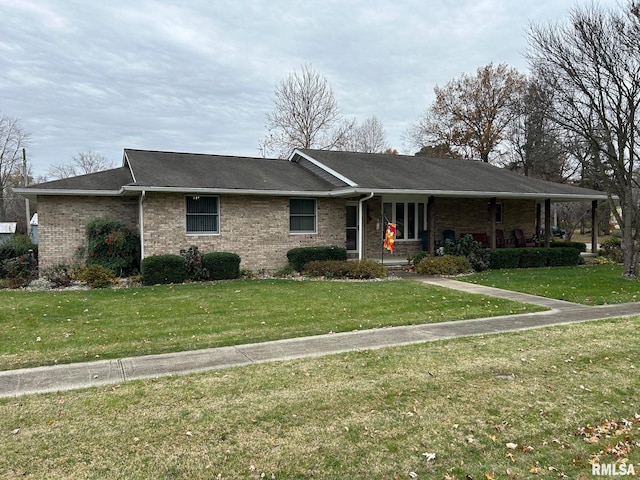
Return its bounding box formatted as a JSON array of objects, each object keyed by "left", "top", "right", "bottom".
[
  {"left": 513, "top": 228, "right": 537, "bottom": 247},
  {"left": 495, "top": 229, "right": 506, "bottom": 248}
]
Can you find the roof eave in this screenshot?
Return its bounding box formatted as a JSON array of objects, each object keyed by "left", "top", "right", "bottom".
[
  {"left": 350, "top": 188, "right": 611, "bottom": 201},
  {"left": 122, "top": 185, "right": 342, "bottom": 197},
  {"left": 13, "top": 187, "right": 127, "bottom": 199}
]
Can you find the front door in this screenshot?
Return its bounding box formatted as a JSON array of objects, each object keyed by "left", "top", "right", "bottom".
[{"left": 346, "top": 203, "right": 358, "bottom": 253}]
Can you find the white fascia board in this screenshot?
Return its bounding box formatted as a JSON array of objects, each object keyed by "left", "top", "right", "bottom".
[
  {"left": 13, "top": 188, "right": 126, "bottom": 198},
  {"left": 350, "top": 188, "right": 611, "bottom": 201},
  {"left": 123, "top": 151, "right": 137, "bottom": 183},
  {"left": 122, "top": 185, "right": 345, "bottom": 197},
  {"left": 290, "top": 149, "right": 358, "bottom": 187}
]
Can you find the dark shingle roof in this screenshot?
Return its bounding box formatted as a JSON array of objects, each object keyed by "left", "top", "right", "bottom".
[
  {"left": 21, "top": 167, "right": 133, "bottom": 192},
  {"left": 295, "top": 149, "right": 608, "bottom": 199},
  {"left": 16, "top": 148, "right": 608, "bottom": 201},
  {"left": 124, "top": 149, "right": 336, "bottom": 192}
]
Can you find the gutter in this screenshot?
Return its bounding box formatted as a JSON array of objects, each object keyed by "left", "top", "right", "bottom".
[
  {"left": 358, "top": 192, "right": 375, "bottom": 260},
  {"left": 139, "top": 190, "right": 145, "bottom": 261}
]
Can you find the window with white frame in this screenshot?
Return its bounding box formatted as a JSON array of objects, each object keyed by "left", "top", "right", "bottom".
[
  {"left": 186, "top": 195, "right": 219, "bottom": 234},
  {"left": 382, "top": 200, "right": 427, "bottom": 240},
  {"left": 290, "top": 198, "right": 317, "bottom": 233}
]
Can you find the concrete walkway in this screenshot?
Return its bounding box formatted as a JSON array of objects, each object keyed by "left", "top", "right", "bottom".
[{"left": 2, "top": 275, "right": 639, "bottom": 398}]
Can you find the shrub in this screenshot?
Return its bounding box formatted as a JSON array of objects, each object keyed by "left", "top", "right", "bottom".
[
  {"left": 0, "top": 235, "right": 37, "bottom": 278},
  {"left": 180, "top": 245, "right": 207, "bottom": 280},
  {"left": 599, "top": 237, "right": 623, "bottom": 263},
  {"left": 411, "top": 250, "right": 429, "bottom": 265},
  {"left": 41, "top": 264, "right": 73, "bottom": 288},
  {"left": 486, "top": 248, "right": 521, "bottom": 269},
  {"left": 201, "top": 252, "right": 241, "bottom": 280},
  {"left": 304, "top": 259, "right": 386, "bottom": 279},
  {"left": 287, "top": 246, "right": 348, "bottom": 272},
  {"left": 415, "top": 255, "right": 471, "bottom": 276},
  {"left": 0, "top": 252, "right": 38, "bottom": 288},
  {"left": 443, "top": 234, "right": 490, "bottom": 272},
  {"left": 141, "top": 254, "right": 187, "bottom": 285},
  {"left": 85, "top": 217, "right": 140, "bottom": 276},
  {"left": 76, "top": 264, "right": 116, "bottom": 289},
  {"left": 518, "top": 248, "right": 548, "bottom": 268},
  {"left": 547, "top": 247, "right": 582, "bottom": 266}
]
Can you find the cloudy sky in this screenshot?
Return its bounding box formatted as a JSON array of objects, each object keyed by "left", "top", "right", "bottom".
[{"left": 1, "top": 0, "right": 619, "bottom": 177}]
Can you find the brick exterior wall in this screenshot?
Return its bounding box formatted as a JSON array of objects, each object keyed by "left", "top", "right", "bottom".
[
  {"left": 142, "top": 193, "right": 346, "bottom": 271},
  {"left": 35, "top": 192, "right": 538, "bottom": 274},
  {"left": 37, "top": 196, "right": 138, "bottom": 270}
]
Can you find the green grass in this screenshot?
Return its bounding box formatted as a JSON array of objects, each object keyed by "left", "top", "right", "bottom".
[
  {"left": 462, "top": 264, "right": 640, "bottom": 305},
  {"left": 0, "top": 279, "right": 543, "bottom": 371},
  {"left": 1, "top": 317, "right": 638, "bottom": 479}
]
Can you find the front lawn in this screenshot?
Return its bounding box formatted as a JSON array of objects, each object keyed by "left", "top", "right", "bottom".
[
  {"left": 463, "top": 264, "right": 640, "bottom": 305},
  {"left": 0, "top": 279, "right": 542, "bottom": 370},
  {"left": 1, "top": 317, "right": 637, "bottom": 479}
]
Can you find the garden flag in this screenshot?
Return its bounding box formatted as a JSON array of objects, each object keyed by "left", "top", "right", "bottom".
[{"left": 383, "top": 223, "right": 397, "bottom": 253}]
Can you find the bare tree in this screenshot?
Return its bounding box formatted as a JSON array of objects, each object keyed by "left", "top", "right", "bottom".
[
  {"left": 527, "top": 1, "right": 640, "bottom": 278},
  {"left": 47, "top": 151, "right": 115, "bottom": 179},
  {"left": 0, "top": 114, "right": 29, "bottom": 221},
  {"left": 345, "top": 116, "right": 388, "bottom": 153},
  {"left": 506, "top": 77, "right": 580, "bottom": 181},
  {"left": 259, "top": 64, "right": 355, "bottom": 158},
  {"left": 408, "top": 63, "right": 527, "bottom": 163}
]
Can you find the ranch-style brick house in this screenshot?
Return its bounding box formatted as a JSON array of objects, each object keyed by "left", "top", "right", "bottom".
[{"left": 16, "top": 148, "right": 609, "bottom": 272}]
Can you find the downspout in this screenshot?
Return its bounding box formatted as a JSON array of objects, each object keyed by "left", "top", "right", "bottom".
[
  {"left": 139, "top": 191, "right": 145, "bottom": 261},
  {"left": 358, "top": 192, "right": 375, "bottom": 260}
]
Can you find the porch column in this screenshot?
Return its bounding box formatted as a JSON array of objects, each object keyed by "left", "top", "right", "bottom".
[
  {"left": 427, "top": 196, "right": 435, "bottom": 255},
  {"left": 591, "top": 200, "right": 599, "bottom": 253},
  {"left": 489, "top": 197, "right": 497, "bottom": 249},
  {"left": 544, "top": 199, "right": 552, "bottom": 247},
  {"left": 536, "top": 203, "right": 542, "bottom": 237}
]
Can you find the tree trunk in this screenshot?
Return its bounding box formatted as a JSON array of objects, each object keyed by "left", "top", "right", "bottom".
[
  {"left": 622, "top": 240, "right": 639, "bottom": 278},
  {"left": 621, "top": 220, "right": 639, "bottom": 279}
]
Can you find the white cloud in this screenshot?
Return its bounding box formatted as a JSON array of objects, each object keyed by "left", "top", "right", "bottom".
[{"left": 0, "top": 0, "right": 622, "bottom": 175}]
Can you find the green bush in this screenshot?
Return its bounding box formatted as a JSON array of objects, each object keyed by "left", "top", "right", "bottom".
[
  {"left": 85, "top": 217, "right": 140, "bottom": 276},
  {"left": 443, "top": 234, "right": 489, "bottom": 271},
  {"left": 304, "top": 259, "right": 386, "bottom": 279},
  {"left": 287, "top": 246, "right": 348, "bottom": 272},
  {"left": 141, "top": 254, "right": 187, "bottom": 285},
  {"left": 599, "top": 237, "right": 623, "bottom": 263},
  {"left": 486, "top": 248, "right": 521, "bottom": 269},
  {"left": 0, "top": 252, "right": 38, "bottom": 288},
  {"left": 76, "top": 264, "right": 117, "bottom": 289},
  {"left": 201, "top": 252, "right": 241, "bottom": 280},
  {"left": 411, "top": 250, "right": 429, "bottom": 265},
  {"left": 415, "top": 255, "right": 471, "bottom": 275},
  {"left": 518, "top": 249, "right": 548, "bottom": 268},
  {"left": 0, "top": 235, "right": 38, "bottom": 278}
]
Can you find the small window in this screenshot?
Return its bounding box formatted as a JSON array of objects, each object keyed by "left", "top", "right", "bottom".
[
  {"left": 290, "top": 198, "right": 316, "bottom": 233},
  {"left": 186, "top": 195, "right": 219, "bottom": 234}
]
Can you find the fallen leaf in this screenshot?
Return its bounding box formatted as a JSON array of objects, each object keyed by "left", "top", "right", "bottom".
[
  {"left": 11, "top": 428, "right": 19, "bottom": 435},
  {"left": 422, "top": 452, "right": 436, "bottom": 462},
  {"left": 409, "top": 472, "right": 418, "bottom": 479},
  {"left": 485, "top": 473, "right": 495, "bottom": 479},
  {"left": 506, "top": 442, "right": 518, "bottom": 450}
]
